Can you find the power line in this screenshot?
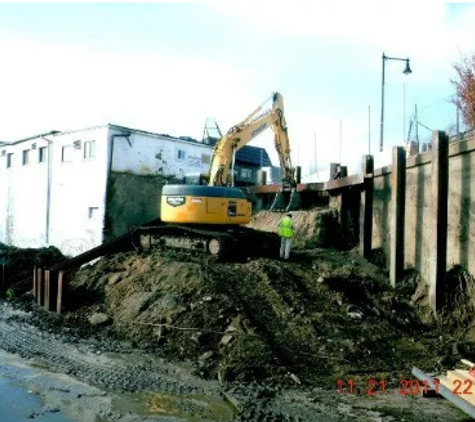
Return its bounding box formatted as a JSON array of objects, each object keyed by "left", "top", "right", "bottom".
[{"left": 417, "top": 96, "right": 453, "bottom": 112}]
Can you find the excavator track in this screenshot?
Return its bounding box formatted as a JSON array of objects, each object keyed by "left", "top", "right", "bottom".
[
  {"left": 16, "top": 222, "right": 279, "bottom": 293},
  {"left": 131, "top": 223, "right": 279, "bottom": 262}
]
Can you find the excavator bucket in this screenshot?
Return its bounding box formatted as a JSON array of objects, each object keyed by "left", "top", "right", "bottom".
[{"left": 270, "top": 188, "right": 302, "bottom": 212}]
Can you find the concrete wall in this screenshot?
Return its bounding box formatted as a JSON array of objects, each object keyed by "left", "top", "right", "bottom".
[
  {"left": 371, "top": 137, "right": 475, "bottom": 281},
  {"left": 372, "top": 171, "right": 391, "bottom": 266},
  {"left": 104, "top": 172, "right": 164, "bottom": 239},
  {"left": 447, "top": 150, "right": 475, "bottom": 275},
  {"left": 48, "top": 127, "right": 110, "bottom": 256},
  {"left": 105, "top": 128, "right": 215, "bottom": 240},
  {"left": 109, "top": 129, "right": 213, "bottom": 178}
]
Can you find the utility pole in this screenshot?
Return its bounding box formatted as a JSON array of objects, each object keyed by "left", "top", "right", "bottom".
[
  {"left": 339, "top": 120, "right": 343, "bottom": 163},
  {"left": 297, "top": 140, "right": 300, "bottom": 166},
  {"left": 368, "top": 105, "right": 371, "bottom": 154},
  {"left": 403, "top": 83, "right": 406, "bottom": 142},
  {"left": 415, "top": 104, "right": 419, "bottom": 143},
  {"left": 456, "top": 105, "right": 460, "bottom": 139},
  {"left": 314, "top": 132, "right": 318, "bottom": 177}
]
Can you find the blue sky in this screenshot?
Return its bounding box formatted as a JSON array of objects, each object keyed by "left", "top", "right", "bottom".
[{"left": 0, "top": 2, "right": 474, "bottom": 179}]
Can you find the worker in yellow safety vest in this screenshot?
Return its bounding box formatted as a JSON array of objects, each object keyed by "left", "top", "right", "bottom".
[{"left": 278, "top": 212, "right": 295, "bottom": 260}]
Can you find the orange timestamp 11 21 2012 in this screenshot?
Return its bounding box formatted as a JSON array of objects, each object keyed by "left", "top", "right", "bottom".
[{"left": 337, "top": 379, "right": 441, "bottom": 396}]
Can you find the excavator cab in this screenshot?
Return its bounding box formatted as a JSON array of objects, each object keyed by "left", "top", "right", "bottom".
[{"left": 183, "top": 173, "right": 209, "bottom": 186}]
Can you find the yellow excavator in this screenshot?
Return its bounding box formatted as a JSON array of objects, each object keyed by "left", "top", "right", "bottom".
[
  {"left": 161, "top": 92, "right": 301, "bottom": 223},
  {"left": 135, "top": 92, "right": 301, "bottom": 259}
]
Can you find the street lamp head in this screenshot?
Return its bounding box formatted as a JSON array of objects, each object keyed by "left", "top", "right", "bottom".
[{"left": 403, "top": 59, "right": 412, "bottom": 75}]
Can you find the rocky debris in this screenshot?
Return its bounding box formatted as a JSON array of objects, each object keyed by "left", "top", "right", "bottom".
[{"left": 88, "top": 312, "right": 111, "bottom": 326}]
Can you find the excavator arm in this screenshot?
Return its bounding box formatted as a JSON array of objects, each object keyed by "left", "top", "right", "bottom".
[
  {"left": 207, "top": 92, "right": 301, "bottom": 212},
  {"left": 208, "top": 92, "right": 296, "bottom": 188}
]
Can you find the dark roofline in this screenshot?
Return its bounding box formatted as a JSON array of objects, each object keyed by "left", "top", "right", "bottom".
[
  {"left": 107, "top": 124, "right": 205, "bottom": 146},
  {"left": 3, "top": 130, "right": 61, "bottom": 146},
  {"left": 0, "top": 123, "right": 212, "bottom": 148}
]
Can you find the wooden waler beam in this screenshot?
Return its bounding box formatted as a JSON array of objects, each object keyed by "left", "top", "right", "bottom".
[
  {"left": 246, "top": 182, "right": 325, "bottom": 194},
  {"left": 246, "top": 175, "right": 365, "bottom": 195},
  {"left": 324, "top": 174, "right": 365, "bottom": 191}
]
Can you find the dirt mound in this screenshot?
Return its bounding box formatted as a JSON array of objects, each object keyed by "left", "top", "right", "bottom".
[
  {"left": 246, "top": 208, "right": 340, "bottom": 249},
  {"left": 1, "top": 245, "right": 66, "bottom": 294},
  {"left": 66, "top": 246, "right": 472, "bottom": 387}
]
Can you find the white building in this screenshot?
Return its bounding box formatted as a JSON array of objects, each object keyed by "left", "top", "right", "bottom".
[{"left": 0, "top": 124, "right": 213, "bottom": 257}]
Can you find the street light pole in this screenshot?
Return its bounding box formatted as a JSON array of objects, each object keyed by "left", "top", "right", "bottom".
[
  {"left": 380, "top": 53, "right": 386, "bottom": 153},
  {"left": 379, "top": 52, "right": 412, "bottom": 152}
]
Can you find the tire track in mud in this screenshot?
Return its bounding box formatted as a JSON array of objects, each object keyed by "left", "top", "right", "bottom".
[
  {"left": 0, "top": 302, "right": 322, "bottom": 421},
  {"left": 0, "top": 303, "right": 212, "bottom": 396},
  {"left": 0, "top": 302, "right": 338, "bottom": 422},
  {"left": 0, "top": 297, "right": 467, "bottom": 421}
]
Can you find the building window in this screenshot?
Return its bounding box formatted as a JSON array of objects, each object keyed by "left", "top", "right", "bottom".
[
  {"left": 22, "top": 149, "right": 30, "bottom": 166},
  {"left": 177, "top": 149, "right": 186, "bottom": 160},
  {"left": 202, "top": 154, "right": 211, "bottom": 164},
  {"left": 62, "top": 145, "right": 72, "bottom": 162},
  {"left": 39, "top": 147, "right": 47, "bottom": 163},
  {"left": 241, "top": 168, "right": 253, "bottom": 179},
  {"left": 84, "top": 140, "right": 96, "bottom": 159},
  {"left": 88, "top": 207, "right": 99, "bottom": 219},
  {"left": 6, "top": 153, "right": 13, "bottom": 168}
]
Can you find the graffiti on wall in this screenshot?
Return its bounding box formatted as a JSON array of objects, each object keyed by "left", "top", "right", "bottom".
[{"left": 187, "top": 155, "right": 203, "bottom": 169}]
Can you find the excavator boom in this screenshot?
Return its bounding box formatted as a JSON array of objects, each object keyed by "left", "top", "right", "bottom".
[{"left": 207, "top": 92, "right": 301, "bottom": 212}]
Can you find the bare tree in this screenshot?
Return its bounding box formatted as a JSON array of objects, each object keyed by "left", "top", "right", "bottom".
[
  {"left": 451, "top": 54, "right": 475, "bottom": 128},
  {"left": 445, "top": 122, "right": 458, "bottom": 138}
]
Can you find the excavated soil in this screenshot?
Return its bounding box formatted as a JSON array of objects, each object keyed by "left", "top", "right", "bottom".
[
  {"left": 66, "top": 246, "right": 475, "bottom": 390},
  {"left": 246, "top": 208, "right": 340, "bottom": 249},
  {"left": 0, "top": 243, "right": 66, "bottom": 294},
  {"left": 3, "top": 211, "right": 475, "bottom": 420},
  {"left": 3, "top": 251, "right": 475, "bottom": 418}
]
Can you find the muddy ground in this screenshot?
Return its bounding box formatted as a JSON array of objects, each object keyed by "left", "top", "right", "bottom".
[
  {"left": 1, "top": 299, "right": 473, "bottom": 422},
  {"left": 3, "top": 210, "right": 475, "bottom": 420}
]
